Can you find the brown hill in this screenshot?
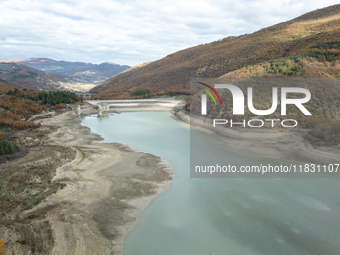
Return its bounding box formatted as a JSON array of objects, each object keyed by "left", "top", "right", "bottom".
[
  {"left": 91, "top": 4, "right": 340, "bottom": 99},
  {"left": 0, "top": 58, "right": 131, "bottom": 85},
  {"left": 0, "top": 62, "right": 96, "bottom": 92}
]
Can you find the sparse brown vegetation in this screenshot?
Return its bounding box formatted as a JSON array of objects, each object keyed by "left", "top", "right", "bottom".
[
  {"left": 0, "top": 138, "right": 76, "bottom": 254},
  {"left": 0, "top": 240, "right": 5, "bottom": 254},
  {"left": 55, "top": 103, "right": 67, "bottom": 109},
  {"left": 0, "top": 131, "right": 6, "bottom": 140},
  {"left": 308, "top": 120, "right": 340, "bottom": 145}
]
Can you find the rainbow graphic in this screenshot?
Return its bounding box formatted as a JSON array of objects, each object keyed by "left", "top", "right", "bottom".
[{"left": 197, "top": 82, "right": 222, "bottom": 106}]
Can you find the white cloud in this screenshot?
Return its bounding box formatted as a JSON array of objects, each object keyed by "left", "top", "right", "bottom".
[{"left": 0, "top": 0, "right": 339, "bottom": 66}]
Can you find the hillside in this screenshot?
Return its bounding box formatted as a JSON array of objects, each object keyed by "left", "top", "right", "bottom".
[
  {"left": 90, "top": 4, "right": 340, "bottom": 99},
  {"left": 0, "top": 58, "right": 131, "bottom": 85},
  {"left": 0, "top": 62, "right": 96, "bottom": 92},
  {"left": 0, "top": 79, "right": 16, "bottom": 94}
]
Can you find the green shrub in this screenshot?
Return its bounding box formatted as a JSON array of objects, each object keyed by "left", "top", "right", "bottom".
[
  {"left": 265, "top": 59, "right": 302, "bottom": 76},
  {"left": 312, "top": 41, "right": 340, "bottom": 49},
  {"left": 130, "top": 89, "right": 151, "bottom": 97},
  {"left": 307, "top": 51, "right": 340, "bottom": 58},
  {"left": 0, "top": 140, "right": 19, "bottom": 155}
]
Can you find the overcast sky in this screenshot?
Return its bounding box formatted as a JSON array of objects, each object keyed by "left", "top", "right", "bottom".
[{"left": 0, "top": 0, "right": 339, "bottom": 66}]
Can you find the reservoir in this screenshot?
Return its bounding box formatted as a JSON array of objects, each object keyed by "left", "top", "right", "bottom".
[{"left": 82, "top": 111, "right": 340, "bottom": 255}]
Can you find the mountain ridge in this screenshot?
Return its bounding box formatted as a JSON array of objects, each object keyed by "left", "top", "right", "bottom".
[
  {"left": 0, "top": 58, "right": 131, "bottom": 85},
  {"left": 0, "top": 62, "right": 96, "bottom": 92},
  {"left": 90, "top": 4, "right": 340, "bottom": 99}
]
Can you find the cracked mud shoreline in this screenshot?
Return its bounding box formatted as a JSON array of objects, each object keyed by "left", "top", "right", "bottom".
[{"left": 11, "top": 108, "right": 173, "bottom": 255}]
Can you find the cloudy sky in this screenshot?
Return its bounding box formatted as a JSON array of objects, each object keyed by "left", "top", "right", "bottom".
[{"left": 0, "top": 0, "right": 339, "bottom": 66}]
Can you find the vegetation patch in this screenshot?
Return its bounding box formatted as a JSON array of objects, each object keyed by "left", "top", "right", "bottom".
[
  {"left": 307, "top": 120, "right": 340, "bottom": 145},
  {"left": 312, "top": 41, "right": 340, "bottom": 49},
  {"left": 265, "top": 58, "right": 302, "bottom": 75},
  {"left": 307, "top": 51, "right": 340, "bottom": 60},
  {"left": 11, "top": 71, "right": 38, "bottom": 82},
  {"left": 0, "top": 240, "right": 4, "bottom": 254},
  {"left": 130, "top": 89, "right": 151, "bottom": 97},
  {"left": 0, "top": 140, "right": 19, "bottom": 155},
  {"left": 290, "top": 34, "right": 304, "bottom": 39},
  {"left": 0, "top": 88, "right": 82, "bottom": 157},
  {"left": 6, "top": 89, "right": 82, "bottom": 106}
]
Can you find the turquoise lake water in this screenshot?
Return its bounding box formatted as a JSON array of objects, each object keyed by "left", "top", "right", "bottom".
[{"left": 82, "top": 111, "right": 340, "bottom": 255}]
